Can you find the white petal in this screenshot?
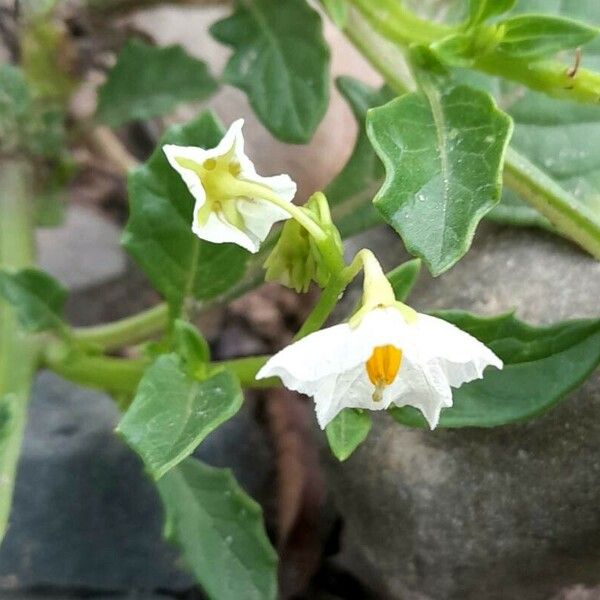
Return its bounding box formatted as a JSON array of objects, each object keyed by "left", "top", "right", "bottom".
[
  {"left": 192, "top": 209, "right": 257, "bottom": 252},
  {"left": 409, "top": 313, "right": 503, "bottom": 386},
  {"left": 163, "top": 144, "right": 208, "bottom": 209},
  {"left": 388, "top": 359, "right": 453, "bottom": 429},
  {"left": 236, "top": 198, "right": 291, "bottom": 243}
]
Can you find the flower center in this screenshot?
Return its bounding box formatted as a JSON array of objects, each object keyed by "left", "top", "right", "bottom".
[{"left": 365, "top": 344, "right": 402, "bottom": 402}]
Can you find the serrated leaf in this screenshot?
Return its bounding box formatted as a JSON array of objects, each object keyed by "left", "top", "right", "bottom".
[
  {"left": 496, "top": 15, "right": 597, "bottom": 58},
  {"left": 157, "top": 458, "right": 277, "bottom": 600},
  {"left": 387, "top": 258, "right": 422, "bottom": 301},
  {"left": 117, "top": 354, "right": 242, "bottom": 480},
  {"left": 96, "top": 40, "right": 218, "bottom": 127},
  {"left": 390, "top": 311, "right": 600, "bottom": 428},
  {"left": 326, "top": 77, "right": 393, "bottom": 237},
  {"left": 210, "top": 0, "right": 329, "bottom": 143},
  {"left": 122, "top": 110, "right": 249, "bottom": 310},
  {"left": 325, "top": 409, "right": 371, "bottom": 461},
  {"left": 0, "top": 268, "right": 66, "bottom": 332},
  {"left": 367, "top": 84, "right": 513, "bottom": 275}
]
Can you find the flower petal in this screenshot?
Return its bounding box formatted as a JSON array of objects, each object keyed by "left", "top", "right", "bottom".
[
  {"left": 409, "top": 314, "right": 503, "bottom": 386},
  {"left": 236, "top": 198, "right": 290, "bottom": 244},
  {"left": 192, "top": 208, "right": 257, "bottom": 252}
]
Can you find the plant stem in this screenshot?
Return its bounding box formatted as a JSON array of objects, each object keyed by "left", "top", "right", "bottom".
[
  {"left": 294, "top": 249, "right": 368, "bottom": 340},
  {"left": 73, "top": 303, "right": 170, "bottom": 351},
  {"left": 503, "top": 148, "right": 600, "bottom": 259},
  {"left": 0, "top": 159, "right": 38, "bottom": 542},
  {"left": 213, "top": 355, "right": 275, "bottom": 388}
]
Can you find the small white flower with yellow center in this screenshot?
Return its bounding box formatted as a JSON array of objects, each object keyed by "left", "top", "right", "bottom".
[
  {"left": 163, "top": 119, "right": 296, "bottom": 253},
  {"left": 257, "top": 252, "right": 503, "bottom": 429}
]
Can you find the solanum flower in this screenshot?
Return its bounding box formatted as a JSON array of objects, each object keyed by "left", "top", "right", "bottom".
[
  {"left": 163, "top": 119, "right": 296, "bottom": 253},
  {"left": 257, "top": 252, "right": 502, "bottom": 429}
]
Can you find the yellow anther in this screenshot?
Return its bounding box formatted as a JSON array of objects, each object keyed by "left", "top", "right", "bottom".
[{"left": 365, "top": 345, "right": 402, "bottom": 401}]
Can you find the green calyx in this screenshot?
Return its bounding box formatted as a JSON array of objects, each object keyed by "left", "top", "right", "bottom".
[
  {"left": 264, "top": 192, "right": 343, "bottom": 293},
  {"left": 349, "top": 249, "right": 417, "bottom": 327}
]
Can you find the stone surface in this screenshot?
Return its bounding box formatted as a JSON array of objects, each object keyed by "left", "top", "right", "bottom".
[
  {"left": 0, "top": 372, "right": 272, "bottom": 593},
  {"left": 324, "top": 223, "right": 600, "bottom": 600}
]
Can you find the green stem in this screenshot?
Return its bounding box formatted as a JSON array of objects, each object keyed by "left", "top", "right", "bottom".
[
  {"left": 0, "top": 159, "right": 38, "bottom": 542},
  {"left": 73, "top": 303, "right": 169, "bottom": 351},
  {"left": 347, "top": 0, "right": 600, "bottom": 105},
  {"left": 294, "top": 249, "right": 368, "bottom": 340},
  {"left": 504, "top": 148, "right": 600, "bottom": 259},
  {"left": 213, "top": 355, "right": 275, "bottom": 388}
]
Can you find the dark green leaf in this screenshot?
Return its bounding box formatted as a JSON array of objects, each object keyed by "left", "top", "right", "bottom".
[
  {"left": 210, "top": 0, "right": 330, "bottom": 143},
  {"left": 122, "top": 110, "right": 249, "bottom": 310},
  {"left": 468, "top": 0, "right": 515, "bottom": 25},
  {"left": 325, "top": 409, "right": 371, "bottom": 461},
  {"left": 390, "top": 311, "right": 600, "bottom": 428},
  {"left": 0, "top": 268, "right": 66, "bottom": 332},
  {"left": 96, "top": 40, "right": 218, "bottom": 127},
  {"left": 157, "top": 458, "right": 277, "bottom": 600},
  {"left": 387, "top": 258, "right": 421, "bottom": 301},
  {"left": 327, "top": 77, "right": 393, "bottom": 237},
  {"left": 173, "top": 319, "right": 211, "bottom": 369},
  {"left": 496, "top": 15, "right": 597, "bottom": 58},
  {"left": 117, "top": 354, "right": 243, "bottom": 479},
  {"left": 367, "top": 84, "right": 513, "bottom": 275}
]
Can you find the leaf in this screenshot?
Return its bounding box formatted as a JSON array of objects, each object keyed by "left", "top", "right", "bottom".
[
  {"left": 496, "top": 15, "right": 597, "bottom": 58},
  {"left": 157, "top": 458, "right": 278, "bottom": 600},
  {"left": 210, "top": 0, "right": 330, "bottom": 144},
  {"left": 387, "top": 258, "right": 422, "bottom": 301},
  {"left": 96, "top": 39, "right": 218, "bottom": 127},
  {"left": 390, "top": 311, "right": 600, "bottom": 428},
  {"left": 468, "top": 0, "right": 516, "bottom": 25},
  {"left": 122, "top": 110, "right": 249, "bottom": 310},
  {"left": 367, "top": 83, "right": 513, "bottom": 275},
  {"left": 117, "top": 354, "right": 242, "bottom": 480},
  {"left": 0, "top": 268, "right": 67, "bottom": 332},
  {"left": 325, "top": 409, "right": 371, "bottom": 461},
  {"left": 326, "top": 77, "right": 393, "bottom": 237}
]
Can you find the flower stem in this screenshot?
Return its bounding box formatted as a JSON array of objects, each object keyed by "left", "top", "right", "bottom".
[{"left": 73, "top": 303, "right": 170, "bottom": 351}]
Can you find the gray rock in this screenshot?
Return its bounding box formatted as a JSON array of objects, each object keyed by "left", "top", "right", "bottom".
[
  {"left": 325, "top": 223, "right": 600, "bottom": 600},
  {"left": 0, "top": 372, "right": 272, "bottom": 593},
  {"left": 37, "top": 206, "right": 126, "bottom": 294}
]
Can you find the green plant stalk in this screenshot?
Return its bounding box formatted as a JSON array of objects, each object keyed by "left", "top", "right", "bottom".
[
  {"left": 503, "top": 148, "right": 600, "bottom": 259},
  {"left": 44, "top": 350, "right": 278, "bottom": 395},
  {"left": 73, "top": 303, "right": 169, "bottom": 351},
  {"left": 341, "top": 6, "right": 600, "bottom": 259},
  {"left": 347, "top": 0, "right": 600, "bottom": 104},
  {"left": 0, "top": 160, "right": 38, "bottom": 542}
]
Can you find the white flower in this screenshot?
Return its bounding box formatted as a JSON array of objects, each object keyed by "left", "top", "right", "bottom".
[
  {"left": 163, "top": 119, "right": 296, "bottom": 253},
  {"left": 257, "top": 306, "right": 502, "bottom": 429}
]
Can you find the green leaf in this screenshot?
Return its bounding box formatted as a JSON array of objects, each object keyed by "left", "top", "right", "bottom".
[
  {"left": 326, "top": 77, "right": 393, "bottom": 237},
  {"left": 468, "top": 0, "right": 516, "bottom": 25},
  {"left": 322, "top": 0, "right": 347, "bottom": 28},
  {"left": 157, "top": 458, "right": 277, "bottom": 600},
  {"left": 96, "top": 39, "right": 218, "bottom": 127},
  {"left": 387, "top": 258, "right": 421, "bottom": 301},
  {"left": 496, "top": 15, "right": 597, "bottom": 58},
  {"left": 117, "top": 354, "right": 243, "bottom": 480},
  {"left": 390, "top": 311, "right": 600, "bottom": 428},
  {"left": 367, "top": 83, "right": 513, "bottom": 276},
  {"left": 122, "top": 110, "right": 249, "bottom": 310},
  {"left": 173, "top": 319, "right": 211, "bottom": 369},
  {"left": 0, "top": 268, "right": 67, "bottom": 332},
  {"left": 210, "top": 0, "right": 330, "bottom": 143},
  {"left": 325, "top": 409, "right": 372, "bottom": 461}
]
